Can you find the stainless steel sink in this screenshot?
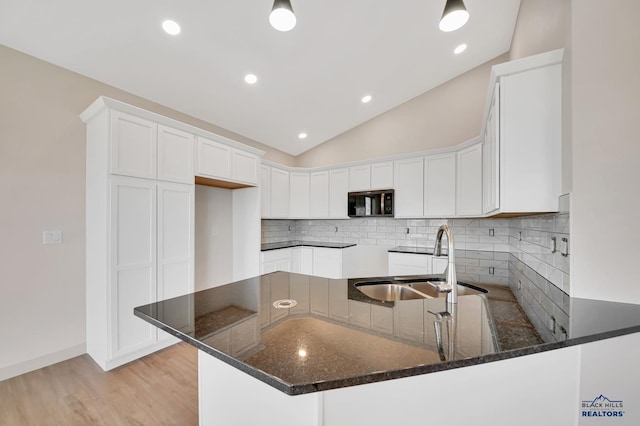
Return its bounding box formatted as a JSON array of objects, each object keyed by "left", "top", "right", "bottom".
[{"left": 354, "top": 278, "right": 486, "bottom": 302}]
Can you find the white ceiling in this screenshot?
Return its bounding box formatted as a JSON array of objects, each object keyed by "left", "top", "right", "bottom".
[{"left": 0, "top": 0, "right": 521, "bottom": 156}]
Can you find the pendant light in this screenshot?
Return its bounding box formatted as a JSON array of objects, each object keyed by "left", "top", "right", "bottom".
[
  {"left": 439, "top": 0, "right": 469, "bottom": 32},
  {"left": 270, "top": 0, "right": 296, "bottom": 32}
]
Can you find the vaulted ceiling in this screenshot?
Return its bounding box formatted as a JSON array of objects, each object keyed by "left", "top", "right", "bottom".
[{"left": 0, "top": 0, "right": 521, "bottom": 155}]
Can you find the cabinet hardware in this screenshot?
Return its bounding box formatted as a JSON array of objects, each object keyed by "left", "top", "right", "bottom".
[
  {"left": 551, "top": 236, "right": 557, "bottom": 253},
  {"left": 561, "top": 237, "right": 569, "bottom": 257}
]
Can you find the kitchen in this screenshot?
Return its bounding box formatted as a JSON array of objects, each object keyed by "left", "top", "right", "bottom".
[{"left": 1, "top": 0, "right": 640, "bottom": 425}]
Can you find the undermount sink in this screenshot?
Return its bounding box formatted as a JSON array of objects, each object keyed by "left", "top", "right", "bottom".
[{"left": 354, "top": 278, "right": 486, "bottom": 302}]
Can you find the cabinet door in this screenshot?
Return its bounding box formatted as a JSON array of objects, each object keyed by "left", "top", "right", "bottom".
[
  {"left": 196, "top": 136, "right": 232, "bottom": 180},
  {"left": 261, "top": 249, "right": 292, "bottom": 274},
  {"left": 309, "top": 171, "right": 329, "bottom": 218},
  {"left": 424, "top": 153, "right": 456, "bottom": 217},
  {"left": 483, "top": 84, "right": 500, "bottom": 214},
  {"left": 394, "top": 158, "right": 424, "bottom": 218},
  {"left": 370, "top": 162, "right": 394, "bottom": 189},
  {"left": 431, "top": 256, "right": 449, "bottom": 274},
  {"left": 388, "top": 252, "right": 431, "bottom": 276},
  {"left": 269, "top": 168, "right": 290, "bottom": 218},
  {"left": 157, "top": 182, "right": 194, "bottom": 341},
  {"left": 110, "top": 176, "right": 157, "bottom": 357},
  {"left": 111, "top": 111, "right": 157, "bottom": 179},
  {"left": 312, "top": 248, "right": 343, "bottom": 279},
  {"left": 329, "top": 168, "right": 349, "bottom": 218},
  {"left": 157, "top": 125, "right": 194, "bottom": 184},
  {"left": 457, "top": 143, "right": 483, "bottom": 216},
  {"left": 289, "top": 172, "right": 310, "bottom": 218},
  {"left": 233, "top": 150, "right": 259, "bottom": 185},
  {"left": 349, "top": 165, "right": 371, "bottom": 191},
  {"left": 291, "top": 247, "right": 313, "bottom": 275},
  {"left": 260, "top": 165, "right": 271, "bottom": 218}
]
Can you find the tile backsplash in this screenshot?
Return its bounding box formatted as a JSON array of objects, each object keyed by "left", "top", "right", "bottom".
[{"left": 262, "top": 211, "right": 571, "bottom": 295}]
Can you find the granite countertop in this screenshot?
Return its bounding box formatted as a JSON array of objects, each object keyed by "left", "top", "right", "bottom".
[
  {"left": 135, "top": 255, "right": 640, "bottom": 396},
  {"left": 388, "top": 245, "right": 444, "bottom": 255},
  {"left": 261, "top": 240, "right": 357, "bottom": 251}
]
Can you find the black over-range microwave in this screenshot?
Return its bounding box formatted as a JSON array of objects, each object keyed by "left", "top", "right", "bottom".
[{"left": 348, "top": 189, "right": 394, "bottom": 217}]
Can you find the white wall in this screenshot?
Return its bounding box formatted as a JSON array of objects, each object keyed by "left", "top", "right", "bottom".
[
  {"left": 195, "top": 186, "right": 234, "bottom": 290},
  {"left": 570, "top": 0, "right": 640, "bottom": 303},
  {"left": 0, "top": 44, "right": 291, "bottom": 380}
]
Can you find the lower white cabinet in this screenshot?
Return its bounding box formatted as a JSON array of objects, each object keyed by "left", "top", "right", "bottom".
[
  {"left": 87, "top": 176, "right": 194, "bottom": 371},
  {"left": 388, "top": 252, "right": 448, "bottom": 276},
  {"left": 261, "top": 248, "right": 292, "bottom": 274},
  {"left": 260, "top": 246, "right": 355, "bottom": 279},
  {"left": 388, "top": 252, "right": 431, "bottom": 276}
]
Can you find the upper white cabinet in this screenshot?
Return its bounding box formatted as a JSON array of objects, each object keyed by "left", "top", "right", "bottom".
[
  {"left": 370, "top": 162, "right": 394, "bottom": 189},
  {"left": 349, "top": 164, "right": 371, "bottom": 191},
  {"left": 329, "top": 168, "right": 349, "bottom": 218},
  {"left": 309, "top": 171, "right": 330, "bottom": 218},
  {"left": 196, "top": 136, "right": 259, "bottom": 186},
  {"left": 110, "top": 111, "right": 157, "bottom": 179},
  {"left": 424, "top": 153, "right": 456, "bottom": 217},
  {"left": 456, "top": 143, "right": 483, "bottom": 217},
  {"left": 394, "top": 157, "right": 424, "bottom": 218},
  {"left": 349, "top": 162, "right": 393, "bottom": 191},
  {"left": 158, "top": 124, "right": 194, "bottom": 184},
  {"left": 270, "top": 167, "right": 290, "bottom": 218},
  {"left": 289, "top": 172, "right": 310, "bottom": 218},
  {"left": 260, "top": 165, "right": 271, "bottom": 218},
  {"left": 482, "top": 49, "right": 563, "bottom": 215}
]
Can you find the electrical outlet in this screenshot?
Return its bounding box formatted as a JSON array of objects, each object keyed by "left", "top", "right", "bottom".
[{"left": 43, "top": 230, "right": 62, "bottom": 245}]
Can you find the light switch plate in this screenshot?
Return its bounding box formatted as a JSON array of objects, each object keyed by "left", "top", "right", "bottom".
[{"left": 43, "top": 230, "right": 63, "bottom": 245}]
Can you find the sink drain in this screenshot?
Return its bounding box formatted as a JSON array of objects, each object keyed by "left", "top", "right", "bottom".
[{"left": 273, "top": 299, "right": 297, "bottom": 309}]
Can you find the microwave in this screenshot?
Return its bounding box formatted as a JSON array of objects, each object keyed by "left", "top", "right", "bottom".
[{"left": 348, "top": 190, "right": 394, "bottom": 217}]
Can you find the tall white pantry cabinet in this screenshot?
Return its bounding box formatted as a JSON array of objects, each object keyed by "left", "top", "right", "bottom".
[{"left": 82, "top": 99, "right": 195, "bottom": 371}]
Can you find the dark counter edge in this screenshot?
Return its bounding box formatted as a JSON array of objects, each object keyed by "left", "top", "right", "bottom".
[
  {"left": 134, "top": 307, "right": 640, "bottom": 397},
  {"left": 261, "top": 241, "right": 357, "bottom": 251}
]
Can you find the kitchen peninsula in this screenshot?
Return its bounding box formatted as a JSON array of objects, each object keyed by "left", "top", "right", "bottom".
[{"left": 135, "top": 255, "right": 640, "bottom": 425}]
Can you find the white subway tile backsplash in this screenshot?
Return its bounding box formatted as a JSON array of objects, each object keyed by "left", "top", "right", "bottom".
[{"left": 263, "top": 211, "right": 570, "bottom": 296}]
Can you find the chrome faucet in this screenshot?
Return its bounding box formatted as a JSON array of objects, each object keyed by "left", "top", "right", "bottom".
[{"left": 434, "top": 224, "right": 457, "bottom": 304}]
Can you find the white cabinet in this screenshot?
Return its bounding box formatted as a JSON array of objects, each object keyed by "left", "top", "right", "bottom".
[
  {"left": 111, "top": 112, "right": 194, "bottom": 184},
  {"left": 313, "top": 248, "right": 343, "bottom": 279},
  {"left": 424, "top": 153, "right": 456, "bottom": 217},
  {"left": 370, "top": 162, "right": 394, "bottom": 189},
  {"left": 394, "top": 157, "right": 424, "bottom": 218},
  {"left": 110, "top": 111, "right": 157, "bottom": 179},
  {"left": 482, "top": 49, "right": 563, "bottom": 215},
  {"left": 388, "top": 252, "right": 432, "bottom": 276},
  {"left": 431, "top": 256, "right": 449, "bottom": 274},
  {"left": 349, "top": 165, "right": 371, "bottom": 191},
  {"left": 94, "top": 176, "right": 194, "bottom": 369},
  {"left": 196, "top": 136, "right": 259, "bottom": 186},
  {"left": 483, "top": 84, "right": 500, "bottom": 214},
  {"left": 84, "top": 100, "right": 205, "bottom": 371},
  {"left": 289, "top": 172, "right": 310, "bottom": 218},
  {"left": 157, "top": 124, "right": 194, "bottom": 184},
  {"left": 309, "top": 171, "right": 329, "bottom": 218},
  {"left": 349, "top": 162, "right": 393, "bottom": 191},
  {"left": 261, "top": 249, "right": 292, "bottom": 274},
  {"left": 260, "top": 165, "right": 271, "bottom": 218},
  {"left": 329, "top": 168, "right": 349, "bottom": 218},
  {"left": 269, "top": 168, "right": 290, "bottom": 218},
  {"left": 291, "top": 247, "right": 314, "bottom": 274},
  {"left": 456, "top": 143, "right": 483, "bottom": 217}
]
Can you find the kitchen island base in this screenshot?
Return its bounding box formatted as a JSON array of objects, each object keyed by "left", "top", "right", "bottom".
[{"left": 198, "top": 345, "right": 581, "bottom": 426}]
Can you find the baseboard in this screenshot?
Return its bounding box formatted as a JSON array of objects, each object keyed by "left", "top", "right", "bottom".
[{"left": 0, "top": 343, "right": 86, "bottom": 382}]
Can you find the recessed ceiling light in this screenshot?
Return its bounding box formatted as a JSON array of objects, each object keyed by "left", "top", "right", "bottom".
[
  {"left": 361, "top": 95, "right": 372, "bottom": 103},
  {"left": 298, "top": 132, "right": 308, "bottom": 139},
  {"left": 244, "top": 74, "right": 258, "bottom": 84},
  {"left": 162, "top": 19, "right": 181, "bottom": 36},
  {"left": 454, "top": 43, "right": 467, "bottom": 54}
]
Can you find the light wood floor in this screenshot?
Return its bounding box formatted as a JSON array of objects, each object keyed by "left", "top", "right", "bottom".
[{"left": 0, "top": 343, "right": 198, "bottom": 426}]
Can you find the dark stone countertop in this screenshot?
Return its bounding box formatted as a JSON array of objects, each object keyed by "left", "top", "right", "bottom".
[
  {"left": 261, "top": 240, "right": 357, "bottom": 251},
  {"left": 135, "top": 257, "right": 640, "bottom": 396}
]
